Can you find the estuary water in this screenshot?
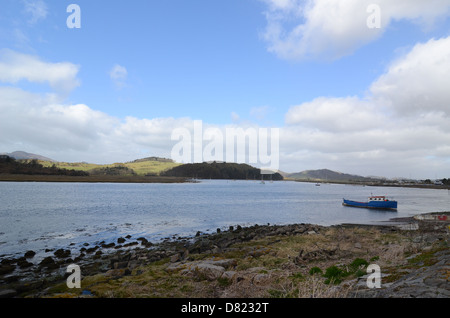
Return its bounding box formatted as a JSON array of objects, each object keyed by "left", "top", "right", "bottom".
[{"left": 0, "top": 180, "right": 449, "bottom": 259}]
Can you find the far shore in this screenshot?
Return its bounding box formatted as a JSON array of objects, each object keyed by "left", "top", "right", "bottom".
[
  {"left": 0, "top": 173, "right": 187, "bottom": 183},
  {"left": 291, "top": 179, "right": 450, "bottom": 190},
  {"left": 1, "top": 174, "right": 449, "bottom": 189}
]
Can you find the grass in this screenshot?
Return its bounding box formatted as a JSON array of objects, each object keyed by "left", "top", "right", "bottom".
[
  {"left": 34, "top": 220, "right": 447, "bottom": 299},
  {"left": 35, "top": 159, "right": 181, "bottom": 176}
]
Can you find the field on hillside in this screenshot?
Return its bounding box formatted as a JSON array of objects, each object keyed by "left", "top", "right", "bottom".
[{"left": 36, "top": 159, "right": 181, "bottom": 176}]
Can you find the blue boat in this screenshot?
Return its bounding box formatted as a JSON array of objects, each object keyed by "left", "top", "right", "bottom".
[{"left": 342, "top": 195, "right": 397, "bottom": 210}]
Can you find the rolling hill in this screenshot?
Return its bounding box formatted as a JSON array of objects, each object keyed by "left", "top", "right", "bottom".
[
  {"left": 0, "top": 151, "right": 55, "bottom": 162},
  {"left": 285, "top": 169, "right": 380, "bottom": 182},
  {"left": 1, "top": 151, "right": 180, "bottom": 176}
]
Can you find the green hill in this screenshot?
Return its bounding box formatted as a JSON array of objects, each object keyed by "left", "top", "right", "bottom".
[
  {"left": 161, "top": 162, "right": 284, "bottom": 180},
  {"left": 32, "top": 157, "right": 180, "bottom": 176}
]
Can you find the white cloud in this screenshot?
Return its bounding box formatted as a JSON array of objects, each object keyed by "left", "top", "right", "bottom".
[
  {"left": 23, "top": 0, "right": 48, "bottom": 24},
  {"left": 0, "top": 49, "right": 80, "bottom": 93},
  {"left": 285, "top": 96, "right": 387, "bottom": 132},
  {"left": 109, "top": 64, "right": 128, "bottom": 89},
  {"left": 282, "top": 36, "right": 450, "bottom": 177},
  {"left": 1, "top": 37, "right": 449, "bottom": 178},
  {"left": 262, "top": 0, "right": 450, "bottom": 61},
  {"left": 370, "top": 37, "right": 450, "bottom": 117},
  {"left": 0, "top": 87, "right": 116, "bottom": 153}
]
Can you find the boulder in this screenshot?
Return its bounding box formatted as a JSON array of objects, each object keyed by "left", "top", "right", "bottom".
[
  {"left": 0, "top": 264, "right": 15, "bottom": 275},
  {"left": 54, "top": 249, "right": 71, "bottom": 258},
  {"left": 105, "top": 268, "right": 131, "bottom": 279},
  {"left": 24, "top": 250, "right": 36, "bottom": 259},
  {"left": 193, "top": 263, "right": 225, "bottom": 281},
  {"left": 39, "top": 256, "right": 59, "bottom": 270},
  {"left": 0, "top": 289, "right": 17, "bottom": 298}
]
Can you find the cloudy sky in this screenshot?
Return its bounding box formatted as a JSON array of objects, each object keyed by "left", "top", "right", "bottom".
[{"left": 1, "top": 0, "right": 449, "bottom": 179}]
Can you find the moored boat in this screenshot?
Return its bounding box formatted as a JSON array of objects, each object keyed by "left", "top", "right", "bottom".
[{"left": 342, "top": 195, "right": 397, "bottom": 210}]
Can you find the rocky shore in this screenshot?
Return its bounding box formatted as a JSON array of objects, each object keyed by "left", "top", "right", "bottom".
[{"left": 0, "top": 212, "right": 449, "bottom": 298}]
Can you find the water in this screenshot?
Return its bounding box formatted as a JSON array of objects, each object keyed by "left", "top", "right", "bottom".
[{"left": 0, "top": 180, "right": 449, "bottom": 259}]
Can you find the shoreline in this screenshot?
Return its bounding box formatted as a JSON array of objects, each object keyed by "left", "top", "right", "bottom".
[
  {"left": 0, "top": 174, "right": 187, "bottom": 183},
  {"left": 292, "top": 179, "right": 450, "bottom": 190},
  {"left": 1, "top": 212, "right": 448, "bottom": 298},
  {"left": 1, "top": 174, "right": 449, "bottom": 190}
]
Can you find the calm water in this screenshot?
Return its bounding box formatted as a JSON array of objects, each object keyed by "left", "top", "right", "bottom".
[{"left": 0, "top": 180, "right": 449, "bottom": 259}]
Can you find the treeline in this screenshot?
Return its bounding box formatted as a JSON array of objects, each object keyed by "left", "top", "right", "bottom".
[
  {"left": 0, "top": 156, "right": 88, "bottom": 176},
  {"left": 161, "top": 162, "right": 283, "bottom": 180},
  {"left": 422, "top": 178, "right": 450, "bottom": 185},
  {"left": 90, "top": 165, "right": 136, "bottom": 176}
]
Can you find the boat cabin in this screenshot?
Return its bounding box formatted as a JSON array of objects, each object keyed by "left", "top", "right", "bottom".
[{"left": 369, "top": 196, "right": 390, "bottom": 201}]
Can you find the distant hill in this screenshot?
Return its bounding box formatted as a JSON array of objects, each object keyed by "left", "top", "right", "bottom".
[
  {"left": 0, "top": 151, "right": 55, "bottom": 162},
  {"left": 286, "top": 169, "right": 379, "bottom": 182},
  {"left": 0, "top": 155, "right": 88, "bottom": 176},
  {"left": 21, "top": 155, "right": 181, "bottom": 176},
  {"left": 128, "top": 157, "right": 174, "bottom": 163},
  {"left": 161, "top": 162, "right": 284, "bottom": 180}
]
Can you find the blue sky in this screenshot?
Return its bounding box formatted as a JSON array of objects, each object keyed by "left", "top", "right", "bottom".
[{"left": 1, "top": 0, "right": 450, "bottom": 178}]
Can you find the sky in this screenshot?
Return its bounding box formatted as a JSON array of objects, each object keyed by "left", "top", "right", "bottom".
[{"left": 1, "top": 0, "right": 450, "bottom": 179}]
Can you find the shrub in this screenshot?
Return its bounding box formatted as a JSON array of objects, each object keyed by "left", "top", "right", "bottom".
[
  {"left": 323, "top": 265, "right": 343, "bottom": 285},
  {"left": 350, "top": 258, "right": 369, "bottom": 271},
  {"left": 309, "top": 267, "right": 323, "bottom": 275}
]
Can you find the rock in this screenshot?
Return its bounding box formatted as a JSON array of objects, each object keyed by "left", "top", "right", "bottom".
[
  {"left": 137, "top": 237, "right": 150, "bottom": 247},
  {"left": 101, "top": 242, "right": 115, "bottom": 248},
  {"left": 123, "top": 241, "right": 138, "bottom": 247},
  {"left": 39, "top": 256, "right": 59, "bottom": 270},
  {"left": 24, "top": 250, "right": 36, "bottom": 259},
  {"left": 54, "top": 249, "right": 71, "bottom": 258},
  {"left": 221, "top": 271, "right": 237, "bottom": 281},
  {"left": 86, "top": 246, "right": 99, "bottom": 253},
  {"left": 117, "top": 237, "right": 126, "bottom": 244},
  {"left": 0, "top": 289, "right": 17, "bottom": 298},
  {"left": 247, "top": 247, "right": 271, "bottom": 258},
  {"left": 0, "top": 264, "right": 15, "bottom": 275},
  {"left": 252, "top": 273, "right": 269, "bottom": 285},
  {"left": 105, "top": 268, "right": 131, "bottom": 279},
  {"left": 170, "top": 253, "right": 181, "bottom": 263},
  {"left": 193, "top": 263, "right": 225, "bottom": 281},
  {"left": 17, "top": 258, "right": 33, "bottom": 269},
  {"left": 128, "top": 260, "right": 140, "bottom": 270},
  {"left": 113, "top": 261, "right": 129, "bottom": 270}
]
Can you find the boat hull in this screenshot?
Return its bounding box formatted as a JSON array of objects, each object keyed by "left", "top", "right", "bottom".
[{"left": 343, "top": 199, "right": 397, "bottom": 210}]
